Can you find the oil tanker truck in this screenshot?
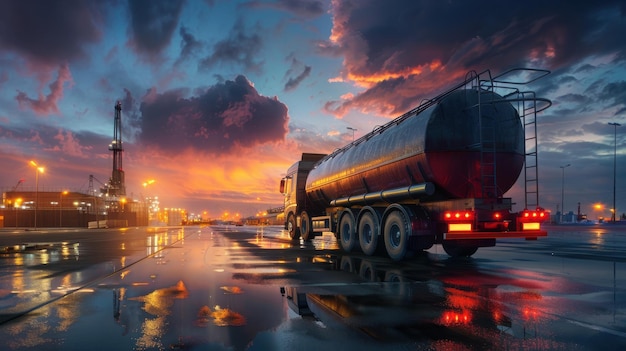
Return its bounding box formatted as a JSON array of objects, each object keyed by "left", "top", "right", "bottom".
[{"left": 280, "top": 68, "right": 551, "bottom": 260}]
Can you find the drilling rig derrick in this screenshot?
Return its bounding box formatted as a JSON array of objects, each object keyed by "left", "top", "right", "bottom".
[{"left": 103, "top": 101, "right": 126, "bottom": 197}]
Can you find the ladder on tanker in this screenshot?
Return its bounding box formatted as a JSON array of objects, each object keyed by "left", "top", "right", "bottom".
[
  {"left": 518, "top": 91, "right": 542, "bottom": 210},
  {"left": 465, "top": 70, "right": 498, "bottom": 199},
  {"left": 466, "top": 68, "right": 550, "bottom": 207},
  {"left": 488, "top": 68, "right": 551, "bottom": 209}
]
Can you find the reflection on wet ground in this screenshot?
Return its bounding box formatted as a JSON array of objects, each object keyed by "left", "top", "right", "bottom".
[
  {"left": 280, "top": 257, "right": 565, "bottom": 350},
  {"left": 0, "top": 224, "right": 624, "bottom": 350}
]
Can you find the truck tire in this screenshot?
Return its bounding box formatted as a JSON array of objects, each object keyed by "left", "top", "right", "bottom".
[
  {"left": 287, "top": 214, "right": 300, "bottom": 240},
  {"left": 300, "top": 211, "right": 313, "bottom": 241},
  {"left": 358, "top": 211, "right": 379, "bottom": 256},
  {"left": 383, "top": 210, "right": 409, "bottom": 261},
  {"left": 442, "top": 242, "right": 478, "bottom": 257},
  {"left": 338, "top": 212, "right": 357, "bottom": 252}
]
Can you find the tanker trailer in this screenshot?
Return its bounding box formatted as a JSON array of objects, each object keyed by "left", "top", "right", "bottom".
[{"left": 280, "top": 68, "right": 551, "bottom": 260}]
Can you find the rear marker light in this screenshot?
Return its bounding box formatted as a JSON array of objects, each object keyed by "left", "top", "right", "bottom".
[{"left": 443, "top": 211, "right": 474, "bottom": 221}]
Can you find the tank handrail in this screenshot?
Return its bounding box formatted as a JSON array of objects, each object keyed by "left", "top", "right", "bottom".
[
  {"left": 493, "top": 96, "right": 553, "bottom": 114},
  {"left": 318, "top": 68, "right": 549, "bottom": 165},
  {"left": 465, "top": 95, "right": 552, "bottom": 112},
  {"left": 492, "top": 67, "right": 550, "bottom": 85}
]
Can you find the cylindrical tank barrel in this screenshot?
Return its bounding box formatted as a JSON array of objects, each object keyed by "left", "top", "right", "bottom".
[{"left": 305, "top": 89, "right": 524, "bottom": 210}]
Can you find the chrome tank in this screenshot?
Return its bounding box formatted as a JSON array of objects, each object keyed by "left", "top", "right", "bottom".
[{"left": 305, "top": 89, "right": 524, "bottom": 209}]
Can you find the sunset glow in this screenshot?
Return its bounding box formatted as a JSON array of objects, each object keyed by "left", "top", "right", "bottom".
[{"left": 0, "top": 0, "right": 624, "bottom": 218}]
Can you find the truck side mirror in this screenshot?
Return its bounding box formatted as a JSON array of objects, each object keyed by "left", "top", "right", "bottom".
[{"left": 279, "top": 179, "right": 286, "bottom": 194}]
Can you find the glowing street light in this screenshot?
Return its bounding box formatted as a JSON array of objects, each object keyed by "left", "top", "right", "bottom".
[
  {"left": 29, "top": 161, "right": 45, "bottom": 229},
  {"left": 608, "top": 122, "right": 620, "bottom": 222},
  {"left": 593, "top": 203, "right": 605, "bottom": 221}
]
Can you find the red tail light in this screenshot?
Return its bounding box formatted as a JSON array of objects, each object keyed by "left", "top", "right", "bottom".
[
  {"left": 519, "top": 209, "right": 548, "bottom": 222},
  {"left": 443, "top": 211, "right": 474, "bottom": 221}
]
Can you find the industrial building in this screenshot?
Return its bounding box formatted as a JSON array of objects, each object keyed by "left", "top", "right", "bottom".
[{"left": 0, "top": 102, "right": 148, "bottom": 228}]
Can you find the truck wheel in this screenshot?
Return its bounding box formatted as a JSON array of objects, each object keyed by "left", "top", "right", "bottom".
[
  {"left": 442, "top": 242, "right": 478, "bottom": 257},
  {"left": 300, "top": 211, "right": 313, "bottom": 241},
  {"left": 338, "top": 213, "right": 357, "bottom": 252},
  {"left": 358, "top": 212, "right": 378, "bottom": 256},
  {"left": 384, "top": 211, "right": 408, "bottom": 261},
  {"left": 287, "top": 214, "right": 300, "bottom": 240}
]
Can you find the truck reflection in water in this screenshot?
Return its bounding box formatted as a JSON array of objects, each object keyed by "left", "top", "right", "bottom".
[{"left": 281, "top": 255, "right": 554, "bottom": 349}]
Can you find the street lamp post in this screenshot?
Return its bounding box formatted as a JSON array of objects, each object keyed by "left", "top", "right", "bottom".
[
  {"left": 609, "top": 122, "right": 621, "bottom": 222},
  {"left": 29, "top": 161, "right": 45, "bottom": 230},
  {"left": 347, "top": 127, "right": 357, "bottom": 141},
  {"left": 560, "top": 164, "right": 570, "bottom": 223}
]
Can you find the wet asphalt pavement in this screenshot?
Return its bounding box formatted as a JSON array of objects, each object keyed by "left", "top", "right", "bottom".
[{"left": 0, "top": 224, "right": 625, "bottom": 350}]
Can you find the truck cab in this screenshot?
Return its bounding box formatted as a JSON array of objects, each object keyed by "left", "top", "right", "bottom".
[{"left": 280, "top": 153, "right": 326, "bottom": 240}]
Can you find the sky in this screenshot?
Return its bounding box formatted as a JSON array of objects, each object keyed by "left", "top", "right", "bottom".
[{"left": 0, "top": 0, "right": 625, "bottom": 220}]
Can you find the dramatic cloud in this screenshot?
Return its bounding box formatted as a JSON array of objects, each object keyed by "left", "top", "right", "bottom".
[
  {"left": 199, "top": 19, "right": 263, "bottom": 73},
  {"left": 139, "top": 75, "right": 289, "bottom": 154},
  {"left": 127, "top": 0, "right": 184, "bottom": 60},
  {"left": 15, "top": 64, "right": 74, "bottom": 116},
  {"left": 325, "top": 0, "right": 626, "bottom": 117},
  {"left": 0, "top": 0, "right": 102, "bottom": 66}
]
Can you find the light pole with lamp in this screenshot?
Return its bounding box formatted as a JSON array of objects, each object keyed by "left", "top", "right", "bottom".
[
  {"left": 560, "top": 164, "right": 570, "bottom": 223},
  {"left": 29, "top": 161, "right": 45, "bottom": 229},
  {"left": 347, "top": 127, "right": 357, "bottom": 142},
  {"left": 609, "top": 122, "right": 621, "bottom": 222}
]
